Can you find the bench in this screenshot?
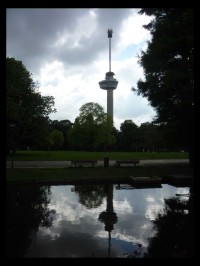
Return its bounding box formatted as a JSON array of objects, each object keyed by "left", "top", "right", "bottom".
[
  {"left": 115, "top": 160, "right": 140, "bottom": 167},
  {"left": 71, "top": 160, "right": 97, "bottom": 167}
]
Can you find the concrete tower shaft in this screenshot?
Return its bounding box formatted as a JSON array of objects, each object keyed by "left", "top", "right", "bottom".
[{"left": 99, "top": 29, "right": 118, "bottom": 121}]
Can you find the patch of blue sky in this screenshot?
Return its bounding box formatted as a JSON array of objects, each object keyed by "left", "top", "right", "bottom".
[{"left": 113, "top": 44, "right": 137, "bottom": 61}]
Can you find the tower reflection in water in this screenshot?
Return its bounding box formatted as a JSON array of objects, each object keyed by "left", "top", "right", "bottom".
[{"left": 98, "top": 184, "right": 118, "bottom": 257}]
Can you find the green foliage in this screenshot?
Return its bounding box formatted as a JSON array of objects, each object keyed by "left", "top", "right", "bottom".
[
  {"left": 138, "top": 122, "right": 164, "bottom": 152},
  {"left": 115, "top": 120, "right": 166, "bottom": 152},
  {"left": 50, "top": 119, "right": 73, "bottom": 150},
  {"left": 7, "top": 185, "right": 54, "bottom": 257},
  {"left": 6, "top": 57, "right": 56, "bottom": 151},
  {"left": 48, "top": 129, "right": 64, "bottom": 150},
  {"left": 69, "top": 102, "right": 115, "bottom": 151},
  {"left": 119, "top": 120, "right": 138, "bottom": 151},
  {"left": 144, "top": 195, "right": 194, "bottom": 257},
  {"left": 75, "top": 185, "right": 106, "bottom": 209},
  {"left": 135, "top": 9, "right": 194, "bottom": 162}
]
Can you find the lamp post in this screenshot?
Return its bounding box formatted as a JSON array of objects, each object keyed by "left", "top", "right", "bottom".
[{"left": 10, "top": 123, "right": 16, "bottom": 169}]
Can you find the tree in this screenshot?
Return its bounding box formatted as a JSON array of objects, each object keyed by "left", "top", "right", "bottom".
[
  {"left": 138, "top": 122, "right": 164, "bottom": 152},
  {"left": 69, "top": 102, "right": 115, "bottom": 151},
  {"left": 108, "top": 126, "right": 120, "bottom": 151},
  {"left": 48, "top": 129, "right": 64, "bottom": 150},
  {"left": 134, "top": 9, "right": 194, "bottom": 165},
  {"left": 24, "top": 116, "right": 51, "bottom": 150},
  {"left": 74, "top": 185, "right": 106, "bottom": 209},
  {"left": 119, "top": 120, "right": 138, "bottom": 151},
  {"left": 6, "top": 185, "right": 54, "bottom": 257},
  {"left": 6, "top": 57, "right": 56, "bottom": 152},
  {"left": 50, "top": 119, "right": 73, "bottom": 150},
  {"left": 144, "top": 195, "right": 194, "bottom": 257}
]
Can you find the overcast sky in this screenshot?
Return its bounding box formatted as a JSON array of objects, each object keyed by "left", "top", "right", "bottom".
[{"left": 6, "top": 8, "right": 156, "bottom": 130}]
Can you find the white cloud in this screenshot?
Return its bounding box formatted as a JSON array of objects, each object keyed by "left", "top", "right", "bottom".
[
  {"left": 7, "top": 8, "right": 156, "bottom": 129},
  {"left": 117, "top": 10, "right": 152, "bottom": 49}
]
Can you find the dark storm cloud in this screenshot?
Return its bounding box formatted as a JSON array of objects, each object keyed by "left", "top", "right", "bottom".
[
  {"left": 6, "top": 8, "right": 135, "bottom": 76},
  {"left": 7, "top": 8, "right": 86, "bottom": 74}
]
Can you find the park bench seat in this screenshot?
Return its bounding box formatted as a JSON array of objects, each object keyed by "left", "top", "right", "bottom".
[
  {"left": 115, "top": 160, "right": 140, "bottom": 167},
  {"left": 71, "top": 160, "right": 97, "bottom": 167}
]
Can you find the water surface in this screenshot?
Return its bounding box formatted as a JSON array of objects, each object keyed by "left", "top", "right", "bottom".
[{"left": 6, "top": 183, "right": 193, "bottom": 258}]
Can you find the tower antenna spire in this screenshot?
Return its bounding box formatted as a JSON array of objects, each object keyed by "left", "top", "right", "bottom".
[{"left": 107, "top": 28, "right": 113, "bottom": 72}]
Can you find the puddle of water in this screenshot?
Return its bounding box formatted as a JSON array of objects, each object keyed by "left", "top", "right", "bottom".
[{"left": 6, "top": 183, "right": 193, "bottom": 258}]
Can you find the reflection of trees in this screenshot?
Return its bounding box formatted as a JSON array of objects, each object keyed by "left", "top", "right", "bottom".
[
  {"left": 74, "top": 185, "right": 106, "bottom": 209},
  {"left": 144, "top": 192, "right": 194, "bottom": 257},
  {"left": 6, "top": 185, "right": 54, "bottom": 258}
]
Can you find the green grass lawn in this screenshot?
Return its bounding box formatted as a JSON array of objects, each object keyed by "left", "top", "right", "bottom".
[
  {"left": 6, "top": 150, "right": 189, "bottom": 161},
  {"left": 6, "top": 164, "right": 193, "bottom": 184},
  {"left": 6, "top": 151, "right": 191, "bottom": 185}
]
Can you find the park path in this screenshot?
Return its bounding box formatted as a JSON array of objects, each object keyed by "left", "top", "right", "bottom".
[{"left": 6, "top": 159, "right": 189, "bottom": 168}]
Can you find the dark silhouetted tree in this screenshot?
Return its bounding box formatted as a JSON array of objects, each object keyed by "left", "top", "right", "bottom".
[
  {"left": 50, "top": 119, "right": 73, "bottom": 150},
  {"left": 6, "top": 57, "right": 56, "bottom": 152},
  {"left": 48, "top": 129, "right": 64, "bottom": 150},
  {"left": 134, "top": 9, "right": 194, "bottom": 165},
  {"left": 6, "top": 185, "right": 55, "bottom": 257},
  {"left": 74, "top": 185, "right": 106, "bottom": 209},
  {"left": 119, "top": 120, "right": 138, "bottom": 151},
  {"left": 144, "top": 194, "right": 194, "bottom": 257},
  {"left": 138, "top": 122, "right": 164, "bottom": 152}
]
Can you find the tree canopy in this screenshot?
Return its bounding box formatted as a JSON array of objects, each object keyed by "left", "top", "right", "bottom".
[
  {"left": 7, "top": 185, "right": 54, "bottom": 257},
  {"left": 6, "top": 57, "right": 56, "bottom": 151},
  {"left": 134, "top": 8, "right": 194, "bottom": 163},
  {"left": 49, "top": 119, "right": 73, "bottom": 150},
  {"left": 119, "top": 120, "right": 138, "bottom": 151},
  {"left": 69, "top": 102, "right": 115, "bottom": 151},
  {"left": 48, "top": 129, "right": 64, "bottom": 150},
  {"left": 144, "top": 195, "right": 194, "bottom": 257}
]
